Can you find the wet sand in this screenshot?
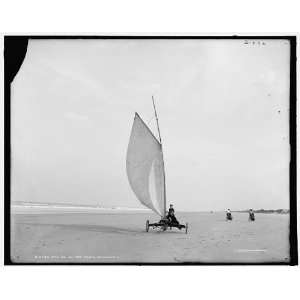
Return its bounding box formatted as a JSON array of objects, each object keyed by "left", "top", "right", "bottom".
[{"left": 11, "top": 211, "right": 290, "bottom": 263}]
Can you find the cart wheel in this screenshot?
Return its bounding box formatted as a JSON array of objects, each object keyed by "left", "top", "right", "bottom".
[
  {"left": 185, "top": 223, "right": 188, "bottom": 234},
  {"left": 146, "top": 220, "right": 149, "bottom": 232}
]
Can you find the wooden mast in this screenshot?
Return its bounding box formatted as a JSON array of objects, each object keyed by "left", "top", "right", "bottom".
[
  {"left": 152, "top": 96, "right": 162, "bottom": 143},
  {"left": 152, "top": 96, "right": 167, "bottom": 218}
]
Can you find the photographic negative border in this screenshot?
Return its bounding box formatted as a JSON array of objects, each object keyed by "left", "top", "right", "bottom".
[{"left": 4, "top": 35, "right": 297, "bottom": 265}]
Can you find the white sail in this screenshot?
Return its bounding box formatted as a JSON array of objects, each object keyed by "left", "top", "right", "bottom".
[{"left": 126, "top": 113, "right": 165, "bottom": 216}]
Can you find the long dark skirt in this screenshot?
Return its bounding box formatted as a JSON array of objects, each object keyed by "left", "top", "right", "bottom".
[
  {"left": 226, "top": 213, "right": 232, "bottom": 220},
  {"left": 168, "top": 215, "right": 179, "bottom": 225},
  {"left": 249, "top": 213, "right": 255, "bottom": 221}
]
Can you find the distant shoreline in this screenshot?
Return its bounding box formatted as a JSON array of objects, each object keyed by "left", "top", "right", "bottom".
[
  {"left": 11, "top": 201, "right": 146, "bottom": 210},
  {"left": 11, "top": 204, "right": 150, "bottom": 213},
  {"left": 11, "top": 202, "right": 289, "bottom": 214},
  {"left": 233, "top": 209, "right": 289, "bottom": 214}
]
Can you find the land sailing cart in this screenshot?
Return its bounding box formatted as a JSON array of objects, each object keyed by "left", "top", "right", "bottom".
[
  {"left": 126, "top": 97, "right": 188, "bottom": 234},
  {"left": 146, "top": 219, "right": 188, "bottom": 234}
]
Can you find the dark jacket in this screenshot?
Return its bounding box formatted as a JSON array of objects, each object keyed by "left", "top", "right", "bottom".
[{"left": 168, "top": 208, "right": 175, "bottom": 215}]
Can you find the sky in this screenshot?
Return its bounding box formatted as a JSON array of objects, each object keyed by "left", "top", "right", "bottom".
[{"left": 11, "top": 39, "right": 290, "bottom": 211}]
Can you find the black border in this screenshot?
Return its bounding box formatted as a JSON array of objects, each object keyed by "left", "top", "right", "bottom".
[{"left": 4, "top": 35, "right": 298, "bottom": 265}]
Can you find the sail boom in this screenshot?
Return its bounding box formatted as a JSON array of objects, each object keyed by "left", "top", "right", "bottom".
[{"left": 151, "top": 96, "right": 166, "bottom": 218}]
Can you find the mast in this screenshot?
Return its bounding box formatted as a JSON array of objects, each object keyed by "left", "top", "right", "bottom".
[
  {"left": 152, "top": 96, "right": 167, "bottom": 218},
  {"left": 152, "top": 96, "right": 162, "bottom": 144}
]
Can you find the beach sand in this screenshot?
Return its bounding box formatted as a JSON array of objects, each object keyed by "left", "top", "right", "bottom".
[{"left": 11, "top": 211, "right": 290, "bottom": 263}]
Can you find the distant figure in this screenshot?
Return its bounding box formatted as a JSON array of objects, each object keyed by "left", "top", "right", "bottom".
[
  {"left": 249, "top": 209, "right": 255, "bottom": 221},
  {"left": 167, "top": 204, "right": 179, "bottom": 225},
  {"left": 226, "top": 209, "right": 233, "bottom": 221}
]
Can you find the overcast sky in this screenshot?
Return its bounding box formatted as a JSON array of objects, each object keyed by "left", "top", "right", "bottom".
[{"left": 11, "top": 39, "right": 290, "bottom": 211}]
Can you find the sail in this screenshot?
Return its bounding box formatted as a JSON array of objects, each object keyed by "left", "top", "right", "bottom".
[{"left": 126, "top": 113, "right": 165, "bottom": 216}]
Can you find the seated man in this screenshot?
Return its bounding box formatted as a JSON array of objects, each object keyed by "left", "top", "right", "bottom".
[{"left": 167, "top": 204, "right": 179, "bottom": 225}]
